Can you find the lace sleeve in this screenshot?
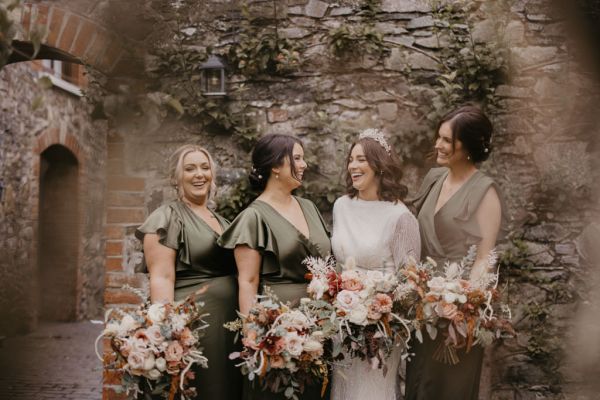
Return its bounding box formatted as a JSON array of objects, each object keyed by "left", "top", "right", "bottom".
[{"left": 390, "top": 211, "right": 421, "bottom": 268}]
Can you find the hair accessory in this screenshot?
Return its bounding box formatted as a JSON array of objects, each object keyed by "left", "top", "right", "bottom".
[
  {"left": 484, "top": 147, "right": 489, "bottom": 153},
  {"left": 359, "top": 128, "right": 391, "bottom": 155}
]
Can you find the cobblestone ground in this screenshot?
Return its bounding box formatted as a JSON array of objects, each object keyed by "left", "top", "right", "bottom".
[{"left": 0, "top": 320, "right": 102, "bottom": 400}]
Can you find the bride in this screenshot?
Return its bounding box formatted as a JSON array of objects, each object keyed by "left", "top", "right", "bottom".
[{"left": 330, "top": 129, "right": 421, "bottom": 400}]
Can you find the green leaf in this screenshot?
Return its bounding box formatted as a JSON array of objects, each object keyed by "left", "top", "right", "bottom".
[
  {"left": 36, "top": 76, "right": 53, "bottom": 90},
  {"left": 166, "top": 96, "right": 184, "bottom": 115}
]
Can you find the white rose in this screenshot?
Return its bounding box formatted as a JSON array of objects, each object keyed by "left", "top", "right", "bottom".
[
  {"left": 147, "top": 304, "right": 166, "bottom": 324},
  {"left": 143, "top": 352, "right": 156, "bottom": 371},
  {"left": 336, "top": 290, "right": 360, "bottom": 311},
  {"left": 285, "top": 332, "right": 305, "bottom": 357},
  {"left": 308, "top": 278, "right": 328, "bottom": 300},
  {"left": 121, "top": 314, "right": 141, "bottom": 334},
  {"left": 427, "top": 277, "right": 446, "bottom": 293},
  {"left": 303, "top": 339, "right": 323, "bottom": 354},
  {"left": 348, "top": 304, "right": 369, "bottom": 326},
  {"left": 146, "top": 368, "right": 162, "bottom": 380},
  {"left": 155, "top": 357, "right": 167, "bottom": 372},
  {"left": 127, "top": 350, "right": 147, "bottom": 371}
]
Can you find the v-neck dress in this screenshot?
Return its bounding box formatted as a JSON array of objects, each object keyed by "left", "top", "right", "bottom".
[
  {"left": 404, "top": 167, "right": 507, "bottom": 400},
  {"left": 135, "top": 200, "right": 241, "bottom": 400},
  {"left": 218, "top": 196, "right": 331, "bottom": 400}
]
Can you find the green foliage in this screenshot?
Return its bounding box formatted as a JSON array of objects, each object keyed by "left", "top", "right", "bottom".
[
  {"left": 499, "top": 238, "right": 534, "bottom": 271},
  {"left": 426, "top": 1, "right": 509, "bottom": 122},
  {"left": 228, "top": 1, "right": 300, "bottom": 77},
  {"left": 327, "top": 24, "right": 387, "bottom": 59},
  {"left": 0, "top": 0, "right": 19, "bottom": 68},
  {"left": 215, "top": 178, "right": 257, "bottom": 221}
]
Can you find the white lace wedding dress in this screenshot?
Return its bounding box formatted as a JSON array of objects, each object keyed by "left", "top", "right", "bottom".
[{"left": 330, "top": 195, "right": 421, "bottom": 400}]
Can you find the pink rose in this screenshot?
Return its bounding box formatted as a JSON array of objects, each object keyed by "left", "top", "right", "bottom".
[
  {"left": 435, "top": 302, "right": 458, "bottom": 320},
  {"left": 341, "top": 270, "right": 364, "bottom": 291},
  {"left": 336, "top": 290, "right": 360, "bottom": 311},
  {"left": 145, "top": 325, "right": 164, "bottom": 347},
  {"left": 165, "top": 341, "right": 184, "bottom": 362}
]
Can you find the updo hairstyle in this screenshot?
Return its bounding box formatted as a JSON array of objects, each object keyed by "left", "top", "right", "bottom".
[{"left": 249, "top": 134, "right": 304, "bottom": 191}]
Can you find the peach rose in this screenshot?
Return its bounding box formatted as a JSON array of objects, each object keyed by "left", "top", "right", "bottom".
[
  {"left": 165, "top": 341, "right": 184, "bottom": 362},
  {"left": 436, "top": 302, "right": 458, "bottom": 320}
]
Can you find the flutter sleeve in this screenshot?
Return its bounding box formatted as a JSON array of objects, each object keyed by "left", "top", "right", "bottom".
[
  {"left": 135, "top": 203, "right": 193, "bottom": 272},
  {"left": 135, "top": 204, "right": 181, "bottom": 250},
  {"left": 390, "top": 211, "right": 421, "bottom": 268},
  {"left": 217, "top": 207, "right": 279, "bottom": 275},
  {"left": 217, "top": 207, "right": 278, "bottom": 253}
]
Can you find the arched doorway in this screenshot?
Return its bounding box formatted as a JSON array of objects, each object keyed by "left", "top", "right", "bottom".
[{"left": 37, "top": 145, "right": 79, "bottom": 321}]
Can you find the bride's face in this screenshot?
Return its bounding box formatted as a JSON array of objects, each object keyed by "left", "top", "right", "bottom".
[{"left": 348, "top": 144, "right": 378, "bottom": 194}]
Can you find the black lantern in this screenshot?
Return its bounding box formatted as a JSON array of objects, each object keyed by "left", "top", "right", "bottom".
[{"left": 200, "top": 55, "right": 226, "bottom": 96}]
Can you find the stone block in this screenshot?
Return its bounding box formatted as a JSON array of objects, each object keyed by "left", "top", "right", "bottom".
[
  {"left": 415, "top": 35, "right": 449, "bottom": 49},
  {"left": 281, "top": 27, "right": 310, "bottom": 39},
  {"left": 504, "top": 20, "right": 525, "bottom": 45},
  {"left": 381, "top": 0, "right": 431, "bottom": 13},
  {"left": 407, "top": 15, "right": 434, "bottom": 29},
  {"left": 333, "top": 99, "right": 368, "bottom": 109},
  {"left": 472, "top": 19, "right": 497, "bottom": 43},
  {"left": 385, "top": 35, "right": 415, "bottom": 47},
  {"left": 555, "top": 243, "right": 575, "bottom": 256},
  {"left": 267, "top": 108, "right": 289, "bottom": 123},
  {"left": 375, "top": 22, "right": 409, "bottom": 35},
  {"left": 304, "top": 0, "right": 328, "bottom": 18},
  {"left": 524, "top": 223, "right": 570, "bottom": 242},
  {"left": 377, "top": 102, "right": 398, "bottom": 121},
  {"left": 511, "top": 46, "right": 558, "bottom": 69},
  {"left": 406, "top": 51, "right": 438, "bottom": 70},
  {"left": 330, "top": 6, "right": 353, "bottom": 16}
]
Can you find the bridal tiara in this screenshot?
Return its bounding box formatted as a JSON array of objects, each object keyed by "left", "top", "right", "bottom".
[{"left": 358, "top": 128, "right": 391, "bottom": 155}]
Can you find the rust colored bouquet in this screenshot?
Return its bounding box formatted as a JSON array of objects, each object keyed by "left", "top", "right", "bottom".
[
  {"left": 401, "top": 248, "right": 515, "bottom": 364},
  {"left": 304, "top": 256, "right": 412, "bottom": 374},
  {"left": 96, "top": 287, "right": 209, "bottom": 399},
  {"left": 226, "top": 286, "right": 334, "bottom": 399}
]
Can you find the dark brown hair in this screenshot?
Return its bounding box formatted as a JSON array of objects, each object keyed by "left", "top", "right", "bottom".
[
  {"left": 345, "top": 138, "right": 408, "bottom": 202},
  {"left": 437, "top": 104, "right": 493, "bottom": 163},
  {"left": 249, "top": 134, "right": 304, "bottom": 191}
]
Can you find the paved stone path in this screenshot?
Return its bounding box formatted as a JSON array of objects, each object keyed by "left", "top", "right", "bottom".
[{"left": 0, "top": 320, "right": 103, "bottom": 400}]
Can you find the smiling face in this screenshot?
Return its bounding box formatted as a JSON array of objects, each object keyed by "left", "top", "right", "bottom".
[
  {"left": 275, "top": 143, "right": 307, "bottom": 190},
  {"left": 347, "top": 143, "right": 379, "bottom": 195},
  {"left": 435, "top": 121, "right": 469, "bottom": 167},
  {"left": 180, "top": 150, "right": 213, "bottom": 204}
]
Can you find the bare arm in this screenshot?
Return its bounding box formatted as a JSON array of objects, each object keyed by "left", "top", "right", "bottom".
[
  {"left": 235, "top": 245, "right": 261, "bottom": 316},
  {"left": 143, "top": 233, "right": 177, "bottom": 303},
  {"left": 471, "top": 187, "right": 502, "bottom": 280}
]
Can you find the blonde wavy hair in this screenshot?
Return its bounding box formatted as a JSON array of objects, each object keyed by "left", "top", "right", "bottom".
[{"left": 169, "top": 144, "right": 218, "bottom": 207}]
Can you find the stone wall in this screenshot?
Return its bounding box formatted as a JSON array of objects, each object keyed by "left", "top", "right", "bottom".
[
  {"left": 93, "top": 0, "right": 600, "bottom": 399},
  {"left": 0, "top": 62, "right": 107, "bottom": 335}
]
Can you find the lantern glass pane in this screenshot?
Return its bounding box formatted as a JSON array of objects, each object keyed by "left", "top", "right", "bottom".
[{"left": 205, "top": 69, "right": 222, "bottom": 93}]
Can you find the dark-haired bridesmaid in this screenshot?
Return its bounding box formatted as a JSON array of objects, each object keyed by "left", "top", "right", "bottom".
[
  {"left": 405, "top": 105, "right": 507, "bottom": 400},
  {"left": 218, "top": 134, "right": 331, "bottom": 400}
]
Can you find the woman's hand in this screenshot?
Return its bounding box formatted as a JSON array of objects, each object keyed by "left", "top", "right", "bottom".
[
  {"left": 235, "top": 245, "right": 261, "bottom": 316},
  {"left": 144, "top": 233, "right": 177, "bottom": 303}
]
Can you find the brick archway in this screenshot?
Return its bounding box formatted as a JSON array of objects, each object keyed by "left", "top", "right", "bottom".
[{"left": 10, "top": 2, "right": 136, "bottom": 74}]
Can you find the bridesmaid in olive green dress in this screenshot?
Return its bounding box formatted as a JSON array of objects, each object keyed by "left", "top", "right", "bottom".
[
  {"left": 135, "top": 144, "right": 241, "bottom": 400},
  {"left": 218, "top": 134, "right": 331, "bottom": 400},
  {"left": 405, "top": 105, "right": 506, "bottom": 400}
]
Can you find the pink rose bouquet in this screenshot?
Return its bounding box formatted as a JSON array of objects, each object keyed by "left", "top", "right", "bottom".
[
  {"left": 304, "top": 256, "right": 412, "bottom": 374},
  {"left": 226, "top": 287, "right": 334, "bottom": 399},
  {"left": 96, "top": 287, "right": 209, "bottom": 399}
]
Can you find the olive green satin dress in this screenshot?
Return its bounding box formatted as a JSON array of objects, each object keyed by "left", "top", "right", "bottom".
[
  {"left": 218, "top": 196, "right": 332, "bottom": 400},
  {"left": 135, "top": 200, "right": 241, "bottom": 400},
  {"left": 405, "top": 167, "right": 507, "bottom": 400}
]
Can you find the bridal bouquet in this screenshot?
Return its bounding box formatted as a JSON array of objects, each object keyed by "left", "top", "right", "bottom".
[
  {"left": 304, "top": 256, "right": 412, "bottom": 373},
  {"left": 96, "top": 287, "right": 209, "bottom": 399},
  {"left": 402, "top": 248, "right": 515, "bottom": 364},
  {"left": 226, "top": 287, "right": 333, "bottom": 399}
]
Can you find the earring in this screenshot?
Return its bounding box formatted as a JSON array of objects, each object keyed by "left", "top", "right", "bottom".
[
  {"left": 467, "top": 156, "right": 471, "bottom": 160},
  {"left": 276, "top": 174, "right": 279, "bottom": 179}
]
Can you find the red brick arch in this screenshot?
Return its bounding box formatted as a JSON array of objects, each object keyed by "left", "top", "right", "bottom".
[{"left": 16, "top": 2, "right": 129, "bottom": 74}]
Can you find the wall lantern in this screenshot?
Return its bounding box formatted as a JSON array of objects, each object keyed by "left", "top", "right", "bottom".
[{"left": 200, "top": 55, "right": 226, "bottom": 96}]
